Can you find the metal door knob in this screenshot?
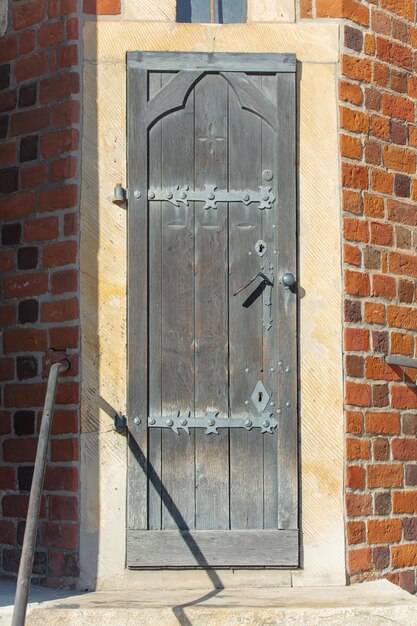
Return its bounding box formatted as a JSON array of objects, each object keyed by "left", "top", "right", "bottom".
[{"left": 282, "top": 273, "right": 296, "bottom": 287}]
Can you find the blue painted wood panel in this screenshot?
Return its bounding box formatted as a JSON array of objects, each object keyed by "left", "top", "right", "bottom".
[{"left": 177, "top": 0, "right": 247, "bottom": 23}]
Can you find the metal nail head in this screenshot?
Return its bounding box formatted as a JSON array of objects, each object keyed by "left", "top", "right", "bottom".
[
  {"left": 133, "top": 416, "right": 141, "bottom": 425},
  {"left": 134, "top": 190, "right": 141, "bottom": 199}
]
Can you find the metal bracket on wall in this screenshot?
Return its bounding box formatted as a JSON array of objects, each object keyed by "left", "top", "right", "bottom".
[
  {"left": 147, "top": 185, "right": 276, "bottom": 210},
  {"left": 148, "top": 411, "right": 278, "bottom": 434}
]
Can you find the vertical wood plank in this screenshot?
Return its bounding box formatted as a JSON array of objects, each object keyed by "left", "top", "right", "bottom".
[
  {"left": 127, "top": 67, "right": 148, "bottom": 530},
  {"left": 194, "top": 74, "right": 229, "bottom": 530},
  {"left": 228, "top": 75, "right": 264, "bottom": 530},
  {"left": 148, "top": 72, "right": 163, "bottom": 530},
  {"left": 161, "top": 78, "right": 195, "bottom": 530},
  {"left": 276, "top": 72, "right": 298, "bottom": 531},
  {"left": 260, "top": 75, "right": 279, "bottom": 529}
]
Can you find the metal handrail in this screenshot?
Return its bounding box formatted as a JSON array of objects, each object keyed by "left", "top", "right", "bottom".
[
  {"left": 385, "top": 355, "right": 417, "bottom": 369},
  {"left": 12, "top": 359, "right": 70, "bottom": 626}
]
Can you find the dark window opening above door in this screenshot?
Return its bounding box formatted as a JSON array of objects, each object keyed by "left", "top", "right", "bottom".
[{"left": 177, "top": 0, "right": 247, "bottom": 23}]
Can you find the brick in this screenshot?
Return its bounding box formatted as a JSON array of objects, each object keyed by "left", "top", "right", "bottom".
[
  {"left": 38, "top": 21, "right": 64, "bottom": 47},
  {"left": 365, "top": 87, "right": 381, "bottom": 111},
  {"left": 14, "top": 410, "right": 35, "bottom": 436},
  {"left": 377, "top": 37, "right": 412, "bottom": 71},
  {"left": 373, "top": 437, "right": 390, "bottom": 461},
  {"left": 347, "top": 520, "right": 365, "bottom": 545},
  {"left": 15, "top": 53, "right": 48, "bottom": 83},
  {"left": 51, "top": 156, "right": 77, "bottom": 181},
  {"left": 392, "top": 544, "right": 417, "bottom": 568},
  {"left": 49, "top": 326, "right": 79, "bottom": 350},
  {"left": 342, "top": 163, "right": 368, "bottom": 190},
  {"left": 0, "top": 90, "right": 17, "bottom": 113},
  {"left": 371, "top": 222, "right": 393, "bottom": 246},
  {"left": 392, "top": 332, "right": 413, "bottom": 355},
  {"left": 375, "top": 491, "right": 391, "bottom": 516},
  {"left": 10, "top": 108, "right": 49, "bottom": 136},
  {"left": 398, "top": 570, "right": 417, "bottom": 594},
  {"left": 398, "top": 279, "right": 414, "bottom": 304},
  {"left": 3, "top": 328, "right": 46, "bottom": 353},
  {"left": 48, "top": 551, "right": 79, "bottom": 578},
  {"left": 40, "top": 129, "right": 79, "bottom": 158},
  {"left": 67, "top": 17, "right": 78, "bottom": 40},
  {"left": 52, "top": 100, "right": 80, "bottom": 128},
  {"left": 12, "top": 0, "right": 46, "bottom": 31},
  {"left": 38, "top": 185, "right": 78, "bottom": 213},
  {"left": 0, "top": 304, "right": 16, "bottom": 326},
  {"left": 0, "top": 467, "right": 16, "bottom": 490},
  {"left": 24, "top": 216, "right": 59, "bottom": 242},
  {"left": 393, "top": 490, "right": 417, "bottom": 514},
  {"left": 345, "top": 299, "right": 362, "bottom": 323},
  {"left": 51, "top": 439, "right": 78, "bottom": 462},
  {"left": 389, "top": 251, "right": 417, "bottom": 279},
  {"left": 345, "top": 328, "right": 369, "bottom": 351},
  {"left": 0, "top": 358, "right": 14, "bottom": 381},
  {"left": 0, "top": 37, "right": 17, "bottom": 63},
  {"left": 388, "top": 199, "right": 417, "bottom": 226},
  {"left": 17, "top": 247, "right": 38, "bottom": 271},
  {"left": 383, "top": 146, "right": 416, "bottom": 174},
  {"left": 372, "top": 274, "right": 397, "bottom": 300},
  {"left": 343, "top": 217, "right": 368, "bottom": 243},
  {"left": 372, "top": 384, "right": 388, "bottom": 409},
  {"left": 2, "top": 272, "right": 48, "bottom": 299},
  {"left": 342, "top": 55, "right": 372, "bottom": 82},
  {"left": 392, "top": 438, "right": 417, "bottom": 461},
  {"left": 16, "top": 356, "right": 38, "bottom": 380},
  {"left": 344, "top": 244, "right": 361, "bottom": 266},
  {"left": 347, "top": 465, "right": 365, "bottom": 489},
  {"left": 344, "top": 25, "right": 363, "bottom": 52},
  {"left": 341, "top": 134, "right": 362, "bottom": 159},
  {"left": 340, "top": 107, "right": 370, "bottom": 134},
  {"left": 3, "top": 549, "right": 46, "bottom": 575},
  {"left": 0, "top": 114, "right": 8, "bottom": 138},
  {"left": 40, "top": 72, "right": 79, "bottom": 104},
  {"left": 316, "top": 0, "right": 369, "bottom": 26},
  {"left": 365, "top": 412, "right": 400, "bottom": 435},
  {"left": 347, "top": 438, "right": 371, "bottom": 460},
  {"left": 372, "top": 545, "right": 390, "bottom": 569},
  {"left": 371, "top": 169, "right": 393, "bottom": 194},
  {"left": 0, "top": 249, "right": 14, "bottom": 272},
  {"left": 367, "top": 464, "right": 403, "bottom": 488},
  {"left": 364, "top": 141, "right": 381, "bottom": 166},
  {"left": 394, "top": 174, "right": 411, "bottom": 198},
  {"left": 396, "top": 225, "right": 412, "bottom": 249},
  {"left": 51, "top": 269, "right": 78, "bottom": 295},
  {"left": 392, "top": 385, "right": 417, "bottom": 409},
  {"left": 391, "top": 69, "right": 407, "bottom": 93},
  {"left": 0, "top": 168, "right": 18, "bottom": 194},
  {"left": 19, "top": 31, "right": 35, "bottom": 55},
  {"left": 380, "top": 0, "right": 415, "bottom": 21},
  {"left": 364, "top": 303, "right": 385, "bottom": 325},
  {"left": 83, "top": 0, "right": 121, "bottom": 15},
  {"left": 371, "top": 115, "right": 390, "bottom": 141},
  {"left": 1, "top": 222, "right": 21, "bottom": 246},
  {"left": 0, "top": 520, "right": 15, "bottom": 545},
  {"left": 373, "top": 62, "right": 390, "bottom": 88},
  {"left": 49, "top": 495, "right": 78, "bottom": 522},
  {"left": 41, "top": 523, "right": 78, "bottom": 549},
  {"left": 364, "top": 194, "right": 384, "bottom": 219},
  {"left": 55, "top": 381, "right": 79, "bottom": 404},
  {"left": 348, "top": 547, "right": 371, "bottom": 573},
  {"left": 382, "top": 94, "right": 414, "bottom": 122},
  {"left": 21, "top": 162, "right": 48, "bottom": 189},
  {"left": 345, "top": 270, "right": 370, "bottom": 297},
  {"left": 3, "top": 438, "right": 37, "bottom": 463},
  {"left": 346, "top": 410, "right": 362, "bottom": 434},
  {"left": 367, "top": 518, "right": 402, "bottom": 544},
  {"left": 51, "top": 409, "right": 78, "bottom": 434},
  {"left": 4, "top": 382, "right": 47, "bottom": 408},
  {"left": 44, "top": 466, "right": 78, "bottom": 491},
  {"left": 372, "top": 331, "right": 389, "bottom": 353},
  {"left": 346, "top": 493, "right": 372, "bottom": 517},
  {"left": 406, "top": 465, "right": 417, "bottom": 485},
  {"left": 20, "top": 136, "right": 38, "bottom": 163},
  {"left": 18, "top": 83, "right": 37, "bottom": 108},
  {"left": 365, "top": 355, "right": 398, "bottom": 381},
  {"left": 41, "top": 298, "right": 79, "bottom": 322},
  {"left": 42, "top": 240, "right": 77, "bottom": 267},
  {"left": 342, "top": 189, "right": 362, "bottom": 215},
  {"left": 0, "top": 141, "right": 16, "bottom": 167},
  {"left": 387, "top": 305, "right": 417, "bottom": 331},
  {"left": 339, "top": 81, "right": 362, "bottom": 106}
]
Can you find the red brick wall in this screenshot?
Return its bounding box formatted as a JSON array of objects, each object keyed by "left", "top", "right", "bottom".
[
  {"left": 0, "top": 0, "right": 81, "bottom": 587},
  {"left": 300, "top": 0, "right": 417, "bottom": 593}
]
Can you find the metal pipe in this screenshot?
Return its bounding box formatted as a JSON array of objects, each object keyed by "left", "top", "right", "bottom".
[
  {"left": 11, "top": 360, "right": 70, "bottom": 626},
  {"left": 210, "top": 0, "right": 215, "bottom": 23},
  {"left": 385, "top": 355, "right": 417, "bottom": 369}
]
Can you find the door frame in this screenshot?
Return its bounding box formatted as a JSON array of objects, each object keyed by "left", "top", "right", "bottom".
[{"left": 126, "top": 51, "right": 298, "bottom": 568}]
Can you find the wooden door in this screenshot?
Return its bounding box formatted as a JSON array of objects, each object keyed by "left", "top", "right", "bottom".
[{"left": 127, "top": 52, "right": 298, "bottom": 567}]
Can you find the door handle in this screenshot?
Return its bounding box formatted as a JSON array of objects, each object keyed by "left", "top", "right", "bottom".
[{"left": 233, "top": 272, "right": 274, "bottom": 297}]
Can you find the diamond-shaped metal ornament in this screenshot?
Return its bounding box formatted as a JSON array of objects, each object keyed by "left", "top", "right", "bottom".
[{"left": 251, "top": 380, "right": 270, "bottom": 413}]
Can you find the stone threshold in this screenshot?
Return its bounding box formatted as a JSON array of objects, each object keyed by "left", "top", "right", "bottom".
[{"left": 1, "top": 579, "right": 417, "bottom": 625}]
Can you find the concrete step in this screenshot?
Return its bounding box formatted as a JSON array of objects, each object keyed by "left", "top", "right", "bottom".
[{"left": 1, "top": 579, "right": 416, "bottom": 625}]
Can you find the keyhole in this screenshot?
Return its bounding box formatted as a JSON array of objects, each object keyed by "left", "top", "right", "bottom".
[
  {"left": 255, "top": 239, "right": 267, "bottom": 257},
  {"left": 259, "top": 243, "right": 264, "bottom": 253},
  {"left": 258, "top": 391, "right": 263, "bottom": 403}
]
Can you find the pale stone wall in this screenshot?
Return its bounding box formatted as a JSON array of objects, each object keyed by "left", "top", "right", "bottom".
[{"left": 80, "top": 18, "right": 344, "bottom": 589}]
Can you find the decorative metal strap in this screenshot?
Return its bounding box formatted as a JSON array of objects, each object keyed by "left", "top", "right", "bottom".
[
  {"left": 147, "top": 185, "right": 275, "bottom": 210},
  {"left": 148, "top": 411, "right": 277, "bottom": 435}
]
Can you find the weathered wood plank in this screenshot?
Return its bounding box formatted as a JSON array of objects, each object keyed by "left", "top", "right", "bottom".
[
  {"left": 228, "top": 75, "right": 264, "bottom": 530},
  {"left": 127, "top": 529, "right": 299, "bottom": 567},
  {"left": 127, "top": 67, "right": 148, "bottom": 530},
  {"left": 221, "top": 72, "right": 277, "bottom": 130},
  {"left": 194, "top": 74, "right": 229, "bottom": 530},
  {"left": 276, "top": 72, "right": 298, "bottom": 530},
  {"left": 147, "top": 70, "right": 204, "bottom": 128},
  {"left": 148, "top": 72, "right": 163, "bottom": 530},
  {"left": 161, "top": 77, "right": 195, "bottom": 530},
  {"left": 176, "top": 0, "right": 246, "bottom": 23},
  {"left": 128, "top": 52, "right": 297, "bottom": 73}
]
